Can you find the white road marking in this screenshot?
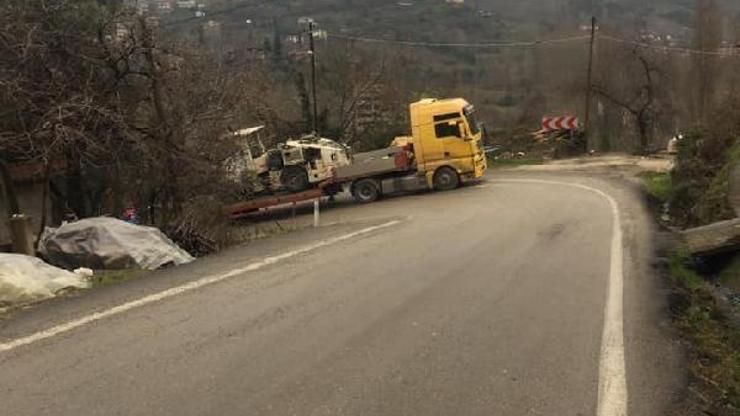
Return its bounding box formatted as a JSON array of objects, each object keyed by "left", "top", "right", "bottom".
[
  {"left": 496, "top": 179, "right": 627, "bottom": 416},
  {"left": 0, "top": 220, "right": 402, "bottom": 354}
]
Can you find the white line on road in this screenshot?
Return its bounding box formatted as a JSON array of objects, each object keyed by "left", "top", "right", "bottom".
[
  {"left": 496, "top": 179, "right": 627, "bottom": 416},
  {"left": 0, "top": 220, "right": 402, "bottom": 354}
]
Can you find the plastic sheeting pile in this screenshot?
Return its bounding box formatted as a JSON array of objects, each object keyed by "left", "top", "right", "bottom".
[
  {"left": 40, "top": 218, "right": 194, "bottom": 271},
  {"left": 0, "top": 254, "right": 89, "bottom": 306}
]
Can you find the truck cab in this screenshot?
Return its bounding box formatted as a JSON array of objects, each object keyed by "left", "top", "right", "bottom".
[{"left": 409, "top": 98, "right": 487, "bottom": 188}]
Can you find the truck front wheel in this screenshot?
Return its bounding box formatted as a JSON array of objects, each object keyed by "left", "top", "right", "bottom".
[
  {"left": 352, "top": 179, "right": 381, "bottom": 203},
  {"left": 433, "top": 167, "right": 460, "bottom": 191}
]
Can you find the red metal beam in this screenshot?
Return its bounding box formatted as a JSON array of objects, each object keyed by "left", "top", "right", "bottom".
[{"left": 227, "top": 188, "right": 325, "bottom": 219}]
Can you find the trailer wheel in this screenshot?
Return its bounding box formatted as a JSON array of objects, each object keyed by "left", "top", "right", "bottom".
[
  {"left": 281, "top": 166, "right": 310, "bottom": 193},
  {"left": 433, "top": 167, "right": 460, "bottom": 191},
  {"left": 352, "top": 179, "right": 381, "bottom": 203}
]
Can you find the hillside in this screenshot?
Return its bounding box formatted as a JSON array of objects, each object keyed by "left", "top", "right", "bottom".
[
  {"left": 170, "top": 0, "right": 740, "bottom": 43},
  {"left": 159, "top": 0, "right": 740, "bottom": 152}
]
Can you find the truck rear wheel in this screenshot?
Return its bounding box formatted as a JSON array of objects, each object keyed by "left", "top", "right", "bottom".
[
  {"left": 352, "top": 179, "right": 381, "bottom": 203},
  {"left": 281, "top": 166, "right": 310, "bottom": 193},
  {"left": 433, "top": 167, "right": 460, "bottom": 191}
]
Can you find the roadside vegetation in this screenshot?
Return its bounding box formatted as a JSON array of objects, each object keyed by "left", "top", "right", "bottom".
[
  {"left": 641, "top": 91, "right": 740, "bottom": 414},
  {"left": 645, "top": 154, "right": 740, "bottom": 411},
  {"left": 642, "top": 171, "right": 673, "bottom": 204},
  {"left": 669, "top": 131, "right": 740, "bottom": 228},
  {"left": 668, "top": 252, "right": 740, "bottom": 413}
]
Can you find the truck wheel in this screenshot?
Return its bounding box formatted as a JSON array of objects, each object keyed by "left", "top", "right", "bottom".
[
  {"left": 433, "top": 167, "right": 460, "bottom": 191},
  {"left": 352, "top": 179, "right": 380, "bottom": 203},
  {"left": 281, "top": 166, "right": 309, "bottom": 193}
]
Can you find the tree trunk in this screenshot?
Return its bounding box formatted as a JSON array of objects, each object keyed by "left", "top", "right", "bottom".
[
  {"left": 0, "top": 158, "right": 20, "bottom": 216},
  {"left": 637, "top": 118, "right": 649, "bottom": 155},
  {"left": 65, "top": 157, "right": 86, "bottom": 218}
]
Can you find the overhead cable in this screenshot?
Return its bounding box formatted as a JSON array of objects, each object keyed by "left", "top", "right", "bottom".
[{"left": 327, "top": 33, "right": 592, "bottom": 49}]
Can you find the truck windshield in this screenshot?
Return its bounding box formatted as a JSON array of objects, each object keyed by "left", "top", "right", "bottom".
[{"left": 463, "top": 106, "right": 480, "bottom": 135}]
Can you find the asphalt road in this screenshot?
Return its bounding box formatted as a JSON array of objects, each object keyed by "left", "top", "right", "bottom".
[{"left": 0, "top": 171, "right": 685, "bottom": 416}]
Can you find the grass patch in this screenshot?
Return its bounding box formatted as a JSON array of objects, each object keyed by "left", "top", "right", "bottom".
[
  {"left": 728, "top": 142, "right": 740, "bottom": 163},
  {"left": 669, "top": 250, "right": 704, "bottom": 290},
  {"left": 669, "top": 250, "right": 740, "bottom": 412},
  {"left": 91, "top": 269, "right": 149, "bottom": 289},
  {"left": 642, "top": 172, "right": 673, "bottom": 203}
]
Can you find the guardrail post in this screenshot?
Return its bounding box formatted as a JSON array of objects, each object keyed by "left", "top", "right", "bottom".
[{"left": 292, "top": 202, "right": 297, "bottom": 230}]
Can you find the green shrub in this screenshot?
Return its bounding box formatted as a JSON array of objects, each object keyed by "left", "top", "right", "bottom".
[
  {"left": 669, "top": 129, "right": 738, "bottom": 227},
  {"left": 642, "top": 172, "right": 672, "bottom": 203},
  {"left": 668, "top": 250, "right": 704, "bottom": 290}
]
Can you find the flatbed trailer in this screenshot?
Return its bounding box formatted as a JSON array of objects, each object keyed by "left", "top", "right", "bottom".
[{"left": 227, "top": 145, "right": 420, "bottom": 219}]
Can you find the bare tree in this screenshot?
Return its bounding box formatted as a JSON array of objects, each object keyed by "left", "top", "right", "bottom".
[
  {"left": 0, "top": 0, "right": 130, "bottom": 223},
  {"left": 592, "top": 43, "right": 668, "bottom": 154},
  {"left": 316, "top": 42, "right": 411, "bottom": 149},
  {"left": 0, "top": 0, "right": 266, "bottom": 252}
]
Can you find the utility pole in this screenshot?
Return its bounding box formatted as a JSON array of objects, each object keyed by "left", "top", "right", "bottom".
[
  {"left": 308, "top": 20, "right": 319, "bottom": 134},
  {"left": 584, "top": 16, "right": 597, "bottom": 144}
]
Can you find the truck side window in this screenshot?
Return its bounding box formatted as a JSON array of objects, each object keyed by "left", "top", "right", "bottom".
[
  {"left": 433, "top": 113, "right": 461, "bottom": 122},
  {"left": 435, "top": 121, "right": 462, "bottom": 139}
]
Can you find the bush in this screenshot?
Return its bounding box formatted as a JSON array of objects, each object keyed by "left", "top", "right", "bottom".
[
  {"left": 642, "top": 172, "right": 672, "bottom": 203},
  {"left": 669, "top": 129, "right": 738, "bottom": 227}
]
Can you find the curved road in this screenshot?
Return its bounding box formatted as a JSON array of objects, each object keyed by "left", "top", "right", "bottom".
[{"left": 0, "top": 172, "right": 684, "bottom": 415}]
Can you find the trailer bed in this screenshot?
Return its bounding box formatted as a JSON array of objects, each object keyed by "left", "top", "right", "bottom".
[{"left": 334, "top": 146, "right": 412, "bottom": 181}]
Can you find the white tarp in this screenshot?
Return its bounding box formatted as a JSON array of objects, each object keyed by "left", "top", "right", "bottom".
[
  {"left": 0, "top": 254, "right": 89, "bottom": 306},
  {"left": 40, "top": 217, "right": 194, "bottom": 271}
]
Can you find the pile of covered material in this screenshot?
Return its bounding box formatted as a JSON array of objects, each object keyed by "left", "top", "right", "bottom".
[
  {"left": 0, "top": 254, "right": 89, "bottom": 306},
  {"left": 40, "top": 217, "right": 194, "bottom": 271}
]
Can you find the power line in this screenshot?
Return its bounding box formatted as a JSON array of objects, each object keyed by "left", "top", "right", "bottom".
[
  {"left": 161, "top": 0, "right": 275, "bottom": 27},
  {"left": 327, "top": 31, "right": 740, "bottom": 57},
  {"left": 600, "top": 34, "right": 740, "bottom": 57},
  {"left": 326, "top": 33, "right": 592, "bottom": 49}
]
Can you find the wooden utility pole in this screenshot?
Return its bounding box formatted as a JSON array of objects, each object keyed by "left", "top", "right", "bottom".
[
  {"left": 584, "top": 16, "right": 597, "bottom": 141},
  {"left": 308, "top": 20, "right": 319, "bottom": 134}
]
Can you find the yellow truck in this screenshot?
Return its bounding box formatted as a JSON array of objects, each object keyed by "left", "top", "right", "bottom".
[
  {"left": 336, "top": 97, "right": 487, "bottom": 203},
  {"left": 228, "top": 98, "right": 486, "bottom": 217}
]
